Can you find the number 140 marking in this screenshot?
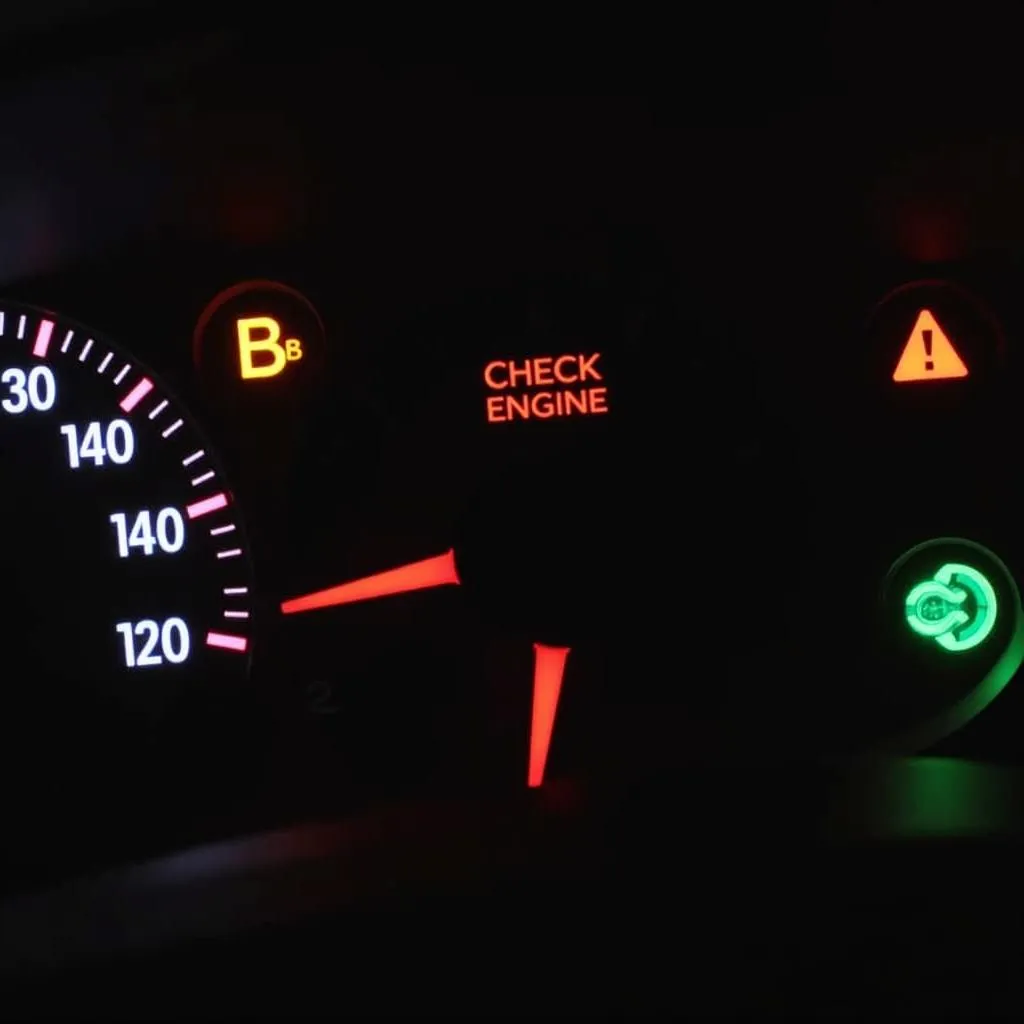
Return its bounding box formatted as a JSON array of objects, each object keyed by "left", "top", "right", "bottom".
[{"left": 109, "top": 509, "right": 185, "bottom": 558}]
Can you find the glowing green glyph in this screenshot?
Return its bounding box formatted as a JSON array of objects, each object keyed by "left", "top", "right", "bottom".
[{"left": 904, "top": 563, "right": 998, "bottom": 653}]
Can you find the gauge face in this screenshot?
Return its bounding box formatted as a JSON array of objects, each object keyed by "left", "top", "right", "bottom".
[
  {"left": 0, "top": 302, "right": 253, "bottom": 705},
  {"left": 280, "top": 277, "right": 805, "bottom": 794}
]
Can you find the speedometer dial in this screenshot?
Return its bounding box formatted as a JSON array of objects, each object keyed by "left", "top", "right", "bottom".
[{"left": 0, "top": 302, "right": 254, "bottom": 697}]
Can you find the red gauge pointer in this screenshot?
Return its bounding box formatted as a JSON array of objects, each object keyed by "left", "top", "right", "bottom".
[
  {"left": 280, "top": 549, "right": 460, "bottom": 613},
  {"left": 528, "top": 643, "right": 569, "bottom": 788},
  {"left": 281, "top": 550, "right": 570, "bottom": 790}
]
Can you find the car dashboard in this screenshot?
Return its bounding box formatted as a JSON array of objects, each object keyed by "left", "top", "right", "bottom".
[{"left": 4, "top": 3, "right": 1024, "bottom": 1013}]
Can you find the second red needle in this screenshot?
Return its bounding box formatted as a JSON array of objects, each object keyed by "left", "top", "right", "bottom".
[{"left": 280, "top": 550, "right": 570, "bottom": 788}]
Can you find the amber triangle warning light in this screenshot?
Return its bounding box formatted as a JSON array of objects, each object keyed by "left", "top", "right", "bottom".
[{"left": 892, "top": 309, "right": 969, "bottom": 383}]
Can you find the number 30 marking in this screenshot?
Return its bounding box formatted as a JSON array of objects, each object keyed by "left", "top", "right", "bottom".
[{"left": 1, "top": 366, "right": 57, "bottom": 414}]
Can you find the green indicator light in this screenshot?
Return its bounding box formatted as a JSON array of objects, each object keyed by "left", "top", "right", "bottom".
[{"left": 905, "top": 563, "right": 998, "bottom": 653}]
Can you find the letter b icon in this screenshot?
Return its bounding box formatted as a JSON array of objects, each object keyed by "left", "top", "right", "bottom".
[{"left": 237, "top": 316, "right": 287, "bottom": 379}]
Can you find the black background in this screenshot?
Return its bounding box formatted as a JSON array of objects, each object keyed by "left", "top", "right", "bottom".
[{"left": 3, "top": 3, "right": 1024, "bottom": 887}]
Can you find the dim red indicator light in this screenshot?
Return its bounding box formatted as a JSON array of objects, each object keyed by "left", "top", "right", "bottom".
[{"left": 893, "top": 309, "right": 968, "bottom": 382}]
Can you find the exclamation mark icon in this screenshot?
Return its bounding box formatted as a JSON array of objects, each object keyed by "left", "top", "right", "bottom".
[{"left": 893, "top": 309, "right": 969, "bottom": 383}]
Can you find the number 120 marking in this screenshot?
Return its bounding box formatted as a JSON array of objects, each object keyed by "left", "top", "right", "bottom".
[{"left": 115, "top": 618, "right": 191, "bottom": 668}]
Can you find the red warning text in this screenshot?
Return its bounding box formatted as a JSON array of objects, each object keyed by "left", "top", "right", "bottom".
[{"left": 483, "top": 353, "right": 609, "bottom": 423}]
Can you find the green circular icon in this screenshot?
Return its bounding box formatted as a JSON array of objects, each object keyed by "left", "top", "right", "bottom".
[
  {"left": 904, "top": 562, "right": 997, "bottom": 653},
  {"left": 878, "top": 537, "right": 1024, "bottom": 753}
]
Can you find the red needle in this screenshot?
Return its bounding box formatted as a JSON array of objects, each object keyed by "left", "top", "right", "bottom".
[
  {"left": 283, "top": 554, "right": 571, "bottom": 790},
  {"left": 528, "top": 643, "right": 570, "bottom": 788},
  {"left": 280, "top": 549, "right": 460, "bottom": 614}
]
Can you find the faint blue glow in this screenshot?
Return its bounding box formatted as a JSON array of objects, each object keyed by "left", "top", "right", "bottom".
[{"left": 139, "top": 825, "right": 346, "bottom": 884}]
